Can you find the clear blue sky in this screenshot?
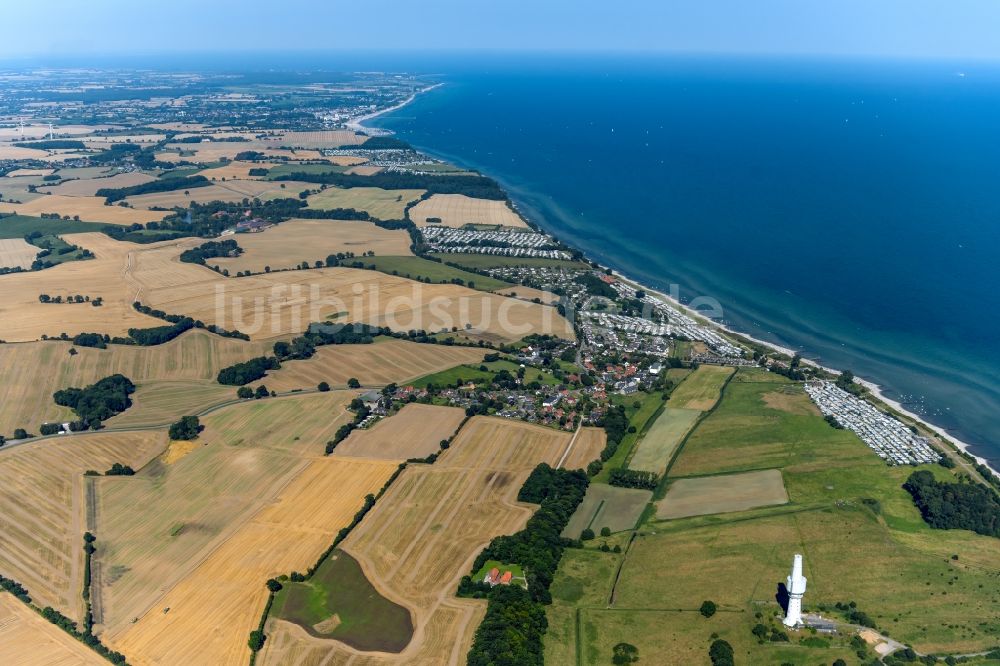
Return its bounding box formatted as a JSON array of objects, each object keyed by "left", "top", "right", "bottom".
[{"left": 3, "top": 0, "right": 999, "bottom": 61}]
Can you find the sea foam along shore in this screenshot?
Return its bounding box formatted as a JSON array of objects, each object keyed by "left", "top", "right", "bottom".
[
  {"left": 353, "top": 84, "right": 1000, "bottom": 483},
  {"left": 346, "top": 83, "right": 444, "bottom": 132}
]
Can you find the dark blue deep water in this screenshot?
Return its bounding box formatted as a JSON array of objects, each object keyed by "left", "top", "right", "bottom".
[{"left": 368, "top": 56, "right": 1000, "bottom": 468}]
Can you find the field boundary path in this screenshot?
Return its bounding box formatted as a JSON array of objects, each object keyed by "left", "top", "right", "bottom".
[{"left": 556, "top": 422, "right": 584, "bottom": 469}]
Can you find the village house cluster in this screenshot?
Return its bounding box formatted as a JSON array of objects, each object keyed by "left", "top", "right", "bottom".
[
  {"left": 482, "top": 266, "right": 589, "bottom": 301},
  {"left": 421, "top": 226, "right": 572, "bottom": 260},
  {"left": 322, "top": 147, "right": 432, "bottom": 171},
  {"left": 579, "top": 312, "right": 672, "bottom": 356},
  {"left": 805, "top": 381, "right": 940, "bottom": 465},
  {"left": 609, "top": 282, "right": 744, "bottom": 358}
]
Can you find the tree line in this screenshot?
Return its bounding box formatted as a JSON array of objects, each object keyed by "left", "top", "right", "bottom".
[
  {"left": 14, "top": 139, "right": 86, "bottom": 150},
  {"left": 179, "top": 238, "right": 243, "bottom": 265},
  {"left": 608, "top": 468, "right": 659, "bottom": 490},
  {"left": 96, "top": 175, "right": 211, "bottom": 203},
  {"left": 460, "top": 464, "right": 589, "bottom": 665},
  {"left": 274, "top": 171, "right": 508, "bottom": 200}
]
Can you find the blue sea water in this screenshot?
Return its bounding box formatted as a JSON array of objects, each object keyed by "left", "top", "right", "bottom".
[{"left": 368, "top": 55, "right": 1000, "bottom": 469}]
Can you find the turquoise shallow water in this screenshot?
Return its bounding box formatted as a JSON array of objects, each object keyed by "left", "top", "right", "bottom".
[{"left": 368, "top": 56, "right": 1000, "bottom": 468}]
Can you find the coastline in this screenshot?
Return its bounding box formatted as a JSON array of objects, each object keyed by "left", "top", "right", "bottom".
[
  {"left": 608, "top": 268, "right": 1000, "bottom": 480},
  {"left": 354, "top": 90, "right": 1000, "bottom": 482},
  {"left": 346, "top": 83, "right": 444, "bottom": 132}
]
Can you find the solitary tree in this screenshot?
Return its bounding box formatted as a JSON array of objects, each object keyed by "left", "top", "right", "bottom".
[
  {"left": 168, "top": 415, "right": 202, "bottom": 441},
  {"left": 612, "top": 642, "right": 639, "bottom": 664},
  {"left": 700, "top": 600, "right": 717, "bottom": 618},
  {"left": 709, "top": 639, "right": 734, "bottom": 666},
  {"left": 248, "top": 630, "right": 265, "bottom": 652}
]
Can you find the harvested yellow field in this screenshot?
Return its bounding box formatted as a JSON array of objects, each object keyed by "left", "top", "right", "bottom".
[
  {"left": 0, "top": 238, "right": 38, "bottom": 269},
  {"left": 328, "top": 155, "right": 369, "bottom": 166},
  {"left": 110, "top": 380, "right": 239, "bottom": 427},
  {"left": 108, "top": 456, "right": 397, "bottom": 666},
  {"left": 249, "top": 339, "right": 487, "bottom": 392},
  {"left": 305, "top": 186, "right": 425, "bottom": 221},
  {"left": 138, "top": 258, "right": 575, "bottom": 343},
  {"left": 0, "top": 232, "right": 170, "bottom": 342},
  {"left": 198, "top": 160, "right": 277, "bottom": 180},
  {"left": 345, "top": 164, "right": 383, "bottom": 175},
  {"left": 81, "top": 134, "right": 166, "bottom": 146},
  {"left": 37, "top": 151, "right": 100, "bottom": 164},
  {"left": 0, "top": 593, "right": 106, "bottom": 666},
  {"left": 124, "top": 180, "right": 312, "bottom": 209},
  {"left": 157, "top": 144, "right": 323, "bottom": 163},
  {"left": 558, "top": 426, "right": 606, "bottom": 471},
  {"left": 145, "top": 122, "right": 208, "bottom": 132},
  {"left": 209, "top": 218, "right": 414, "bottom": 274},
  {"left": 0, "top": 144, "right": 49, "bottom": 160},
  {"left": 5, "top": 167, "right": 55, "bottom": 177},
  {"left": 40, "top": 172, "right": 156, "bottom": 197},
  {"left": 96, "top": 392, "right": 356, "bottom": 640},
  {"left": 161, "top": 439, "right": 201, "bottom": 465},
  {"left": 0, "top": 431, "right": 165, "bottom": 621},
  {"left": 409, "top": 194, "right": 528, "bottom": 228},
  {"left": 0, "top": 231, "right": 573, "bottom": 344},
  {"left": 0, "top": 194, "right": 168, "bottom": 224},
  {"left": 494, "top": 285, "right": 560, "bottom": 305},
  {"left": 171, "top": 131, "right": 260, "bottom": 142},
  {"left": 0, "top": 329, "right": 270, "bottom": 434},
  {"left": 265, "top": 130, "right": 367, "bottom": 149},
  {"left": 261, "top": 417, "right": 571, "bottom": 665},
  {"left": 334, "top": 403, "right": 467, "bottom": 460},
  {"left": 666, "top": 364, "right": 734, "bottom": 410}
]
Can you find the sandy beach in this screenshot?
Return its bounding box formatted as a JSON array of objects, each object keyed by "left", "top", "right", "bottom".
[{"left": 346, "top": 83, "right": 444, "bottom": 132}]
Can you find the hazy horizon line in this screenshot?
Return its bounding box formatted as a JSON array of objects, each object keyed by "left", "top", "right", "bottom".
[{"left": 2, "top": 48, "right": 1000, "bottom": 68}]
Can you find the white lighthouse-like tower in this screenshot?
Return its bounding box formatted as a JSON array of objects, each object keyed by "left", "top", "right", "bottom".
[{"left": 783, "top": 553, "right": 807, "bottom": 627}]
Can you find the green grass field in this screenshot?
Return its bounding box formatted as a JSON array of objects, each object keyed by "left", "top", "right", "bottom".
[
  {"left": 561, "top": 484, "right": 652, "bottom": 538},
  {"left": 0, "top": 214, "right": 119, "bottom": 238},
  {"left": 668, "top": 378, "right": 860, "bottom": 479},
  {"left": 666, "top": 364, "right": 734, "bottom": 410},
  {"left": 545, "top": 367, "right": 1000, "bottom": 661},
  {"left": 355, "top": 255, "right": 511, "bottom": 291},
  {"left": 305, "top": 186, "right": 424, "bottom": 220},
  {"left": 627, "top": 407, "right": 701, "bottom": 475},
  {"left": 429, "top": 253, "right": 589, "bottom": 271},
  {"left": 592, "top": 391, "right": 667, "bottom": 484},
  {"left": 270, "top": 549, "right": 413, "bottom": 653}
]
